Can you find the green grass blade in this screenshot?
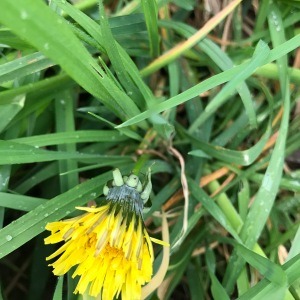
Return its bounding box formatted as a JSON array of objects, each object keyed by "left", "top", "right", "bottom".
[
  {"left": 0, "top": 52, "right": 53, "bottom": 84},
  {"left": 185, "top": 121, "right": 271, "bottom": 166},
  {"left": 159, "top": 20, "right": 259, "bottom": 131},
  {"left": 52, "top": 276, "right": 64, "bottom": 300},
  {"left": 0, "top": 0, "right": 140, "bottom": 119},
  {"left": 223, "top": 3, "right": 292, "bottom": 292},
  {"left": 0, "top": 95, "right": 25, "bottom": 133},
  {"left": 53, "top": 0, "right": 154, "bottom": 108},
  {"left": 98, "top": 1, "right": 138, "bottom": 98},
  {"left": 235, "top": 243, "right": 287, "bottom": 286},
  {"left": 188, "top": 178, "right": 240, "bottom": 241},
  {"left": 0, "top": 193, "right": 46, "bottom": 211},
  {"left": 141, "top": 0, "right": 160, "bottom": 57},
  {"left": 55, "top": 91, "right": 78, "bottom": 194},
  {"left": 0, "top": 141, "right": 129, "bottom": 164},
  {"left": 189, "top": 40, "right": 271, "bottom": 132},
  {"left": 10, "top": 130, "right": 128, "bottom": 146},
  {"left": 117, "top": 35, "right": 300, "bottom": 128}
]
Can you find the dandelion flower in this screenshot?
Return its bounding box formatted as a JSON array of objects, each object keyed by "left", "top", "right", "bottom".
[{"left": 45, "top": 169, "right": 167, "bottom": 300}]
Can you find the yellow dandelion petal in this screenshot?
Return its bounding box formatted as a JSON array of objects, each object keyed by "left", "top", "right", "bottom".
[
  {"left": 75, "top": 205, "right": 109, "bottom": 213},
  {"left": 45, "top": 168, "right": 169, "bottom": 300}
]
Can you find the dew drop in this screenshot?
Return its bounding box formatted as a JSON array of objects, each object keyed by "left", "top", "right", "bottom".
[
  {"left": 5, "top": 235, "right": 12, "bottom": 241},
  {"left": 44, "top": 213, "right": 49, "bottom": 217},
  {"left": 90, "top": 192, "right": 96, "bottom": 197},
  {"left": 44, "top": 43, "right": 49, "bottom": 50},
  {"left": 60, "top": 99, "right": 65, "bottom": 105},
  {"left": 65, "top": 210, "right": 70, "bottom": 215},
  {"left": 20, "top": 10, "right": 28, "bottom": 20}
]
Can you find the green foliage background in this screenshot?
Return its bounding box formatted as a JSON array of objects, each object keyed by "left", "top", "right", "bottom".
[{"left": 0, "top": 0, "right": 300, "bottom": 299}]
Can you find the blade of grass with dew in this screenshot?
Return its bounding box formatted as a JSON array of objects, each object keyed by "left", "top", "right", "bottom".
[
  {"left": 0, "top": 95, "right": 25, "bottom": 133},
  {"left": 0, "top": 193, "right": 47, "bottom": 211},
  {"left": 52, "top": 276, "right": 63, "bottom": 300},
  {"left": 0, "top": 0, "right": 141, "bottom": 119},
  {"left": 116, "top": 34, "right": 300, "bottom": 128},
  {"left": 223, "top": 3, "right": 292, "bottom": 293},
  {"left": 141, "top": 0, "right": 159, "bottom": 57},
  {"left": 10, "top": 130, "right": 128, "bottom": 146},
  {"left": 54, "top": 0, "right": 156, "bottom": 109},
  {"left": 0, "top": 166, "right": 11, "bottom": 230},
  {"left": 98, "top": 0, "right": 173, "bottom": 134},
  {"left": 98, "top": 0, "right": 140, "bottom": 100},
  {"left": 55, "top": 91, "right": 79, "bottom": 193},
  {"left": 0, "top": 73, "right": 75, "bottom": 104},
  {"left": 53, "top": 0, "right": 153, "bottom": 108},
  {"left": 0, "top": 52, "right": 53, "bottom": 84},
  {"left": 0, "top": 141, "right": 130, "bottom": 164}
]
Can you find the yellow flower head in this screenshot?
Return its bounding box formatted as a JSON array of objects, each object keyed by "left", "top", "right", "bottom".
[{"left": 45, "top": 169, "right": 166, "bottom": 300}]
